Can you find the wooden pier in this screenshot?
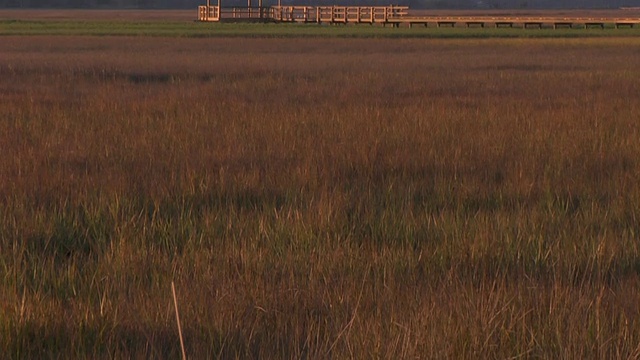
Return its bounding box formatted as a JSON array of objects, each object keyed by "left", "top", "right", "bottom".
[
  {"left": 396, "top": 16, "right": 640, "bottom": 29},
  {"left": 197, "top": 4, "right": 640, "bottom": 29},
  {"left": 198, "top": 4, "right": 409, "bottom": 24}
]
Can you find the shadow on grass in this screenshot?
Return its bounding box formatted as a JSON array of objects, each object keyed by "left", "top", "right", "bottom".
[{"left": 7, "top": 319, "right": 321, "bottom": 359}]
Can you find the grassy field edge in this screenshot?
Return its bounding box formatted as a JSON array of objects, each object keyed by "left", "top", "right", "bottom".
[{"left": 1, "top": 19, "right": 640, "bottom": 37}]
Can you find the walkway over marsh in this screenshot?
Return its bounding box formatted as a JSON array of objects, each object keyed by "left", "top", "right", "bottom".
[{"left": 197, "top": 5, "right": 640, "bottom": 29}]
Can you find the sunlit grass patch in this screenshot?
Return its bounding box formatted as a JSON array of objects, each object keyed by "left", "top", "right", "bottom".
[{"left": 1, "top": 19, "right": 640, "bottom": 37}]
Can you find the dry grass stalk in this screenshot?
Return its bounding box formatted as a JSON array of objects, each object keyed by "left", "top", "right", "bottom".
[{"left": 172, "top": 281, "right": 187, "bottom": 360}]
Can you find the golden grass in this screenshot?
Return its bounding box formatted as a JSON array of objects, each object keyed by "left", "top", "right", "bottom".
[{"left": 1, "top": 35, "right": 640, "bottom": 358}]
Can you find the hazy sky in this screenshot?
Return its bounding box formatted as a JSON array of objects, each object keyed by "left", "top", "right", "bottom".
[{"left": 2, "top": 0, "right": 640, "bottom": 8}]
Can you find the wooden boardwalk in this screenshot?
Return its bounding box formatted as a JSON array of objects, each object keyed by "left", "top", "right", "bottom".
[
  {"left": 396, "top": 16, "right": 640, "bottom": 29},
  {"left": 198, "top": 5, "right": 409, "bottom": 24},
  {"left": 197, "top": 5, "right": 640, "bottom": 29}
]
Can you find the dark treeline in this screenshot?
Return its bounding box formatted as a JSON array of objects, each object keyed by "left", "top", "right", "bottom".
[{"left": 1, "top": 0, "right": 639, "bottom": 10}]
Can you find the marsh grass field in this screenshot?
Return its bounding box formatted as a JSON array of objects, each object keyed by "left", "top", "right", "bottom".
[
  {"left": 1, "top": 19, "right": 640, "bottom": 358},
  {"left": 2, "top": 9, "right": 640, "bottom": 37}
]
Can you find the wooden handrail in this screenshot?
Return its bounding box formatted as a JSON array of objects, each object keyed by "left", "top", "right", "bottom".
[{"left": 197, "top": 5, "right": 640, "bottom": 27}]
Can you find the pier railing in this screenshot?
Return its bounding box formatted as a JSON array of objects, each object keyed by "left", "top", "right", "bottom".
[
  {"left": 198, "top": 5, "right": 409, "bottom": 23},
  {"left": 198, "top": 5, "right": 220, "bottom": 21},
  {"left": 198, "top": 5, "right": 639, "bottom": 28}
]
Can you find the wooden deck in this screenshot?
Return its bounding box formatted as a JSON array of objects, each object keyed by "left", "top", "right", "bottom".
[
  {"left": 198, "top": 5, "right": 409, "bottom": 24},
  {"left": 197, "top": 5, "right": 640, "bottom": 29},
  {"left": 396, "top": 16, "right": 640, "bottom": 29}
]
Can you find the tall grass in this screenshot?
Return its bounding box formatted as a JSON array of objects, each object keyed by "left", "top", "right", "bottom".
[
  {"left": 1, "top": 19, "right": 640, "bottom": 37},
  {"left": 1, "top": 36, "right": 639, "bottom": 358}
]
